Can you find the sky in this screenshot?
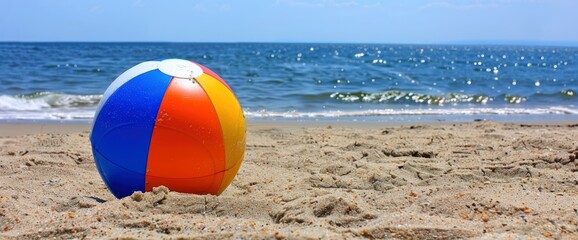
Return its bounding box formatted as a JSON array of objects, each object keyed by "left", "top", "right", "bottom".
[{"left": 1, "top": 0, "right": 578, "bottom": 44}]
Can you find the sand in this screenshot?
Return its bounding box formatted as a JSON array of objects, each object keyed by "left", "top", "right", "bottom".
[{"left": 0, "top": 120, "right": 577, "bottom": 239}]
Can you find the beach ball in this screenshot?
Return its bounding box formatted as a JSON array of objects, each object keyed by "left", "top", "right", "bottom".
[{"left": 90, "top": 59, "right": 246, "bottom": 199}]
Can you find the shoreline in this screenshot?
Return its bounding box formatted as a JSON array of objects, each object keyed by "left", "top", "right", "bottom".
[{"left": 1, "top": 118, "right": 577, "bottom": 137}]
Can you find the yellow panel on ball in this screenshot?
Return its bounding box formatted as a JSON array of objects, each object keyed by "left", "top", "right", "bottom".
[{"left": 196, "top": 73, "right": 246, "bottom": 193}]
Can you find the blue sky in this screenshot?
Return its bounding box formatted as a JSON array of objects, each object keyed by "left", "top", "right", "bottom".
[{"left": 1, "top": 0, "right": 577, "bottom": 44}]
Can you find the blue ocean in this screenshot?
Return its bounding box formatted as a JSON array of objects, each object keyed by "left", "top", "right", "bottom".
[{"left": 0, "top": 42, "right": 576, "bottom": 122}]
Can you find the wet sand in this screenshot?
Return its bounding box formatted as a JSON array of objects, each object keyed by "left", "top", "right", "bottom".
[{"left": 1, "top": 120, "right": 577, "bottom": 239}]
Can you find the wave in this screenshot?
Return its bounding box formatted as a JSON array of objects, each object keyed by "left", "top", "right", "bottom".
[
  {"left": 0, "top": 92, "right": 101, "bottom": 111},
  {"left": 0, "top": 92, "right": 100, "bottom": 120},
  {"left": 0, "top": 92, "right": 576, "bottom": 121},
  {"left": 327, "top": 90, "right": 576, "bottom": 105},
  {"left": 245, "top": 107, "right": 578, "bottom": 118},
  {"left": 329, "top": 91, "right": 493, "bottom": 105}
]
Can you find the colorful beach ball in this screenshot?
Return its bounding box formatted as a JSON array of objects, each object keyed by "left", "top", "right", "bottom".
[{"left": 90, "top": 59, "right": 246, "bottom": 199}]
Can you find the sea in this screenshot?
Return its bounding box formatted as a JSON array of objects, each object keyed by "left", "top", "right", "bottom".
[{"left": 0, "top": 42, "right": 577, "bottom": 123}]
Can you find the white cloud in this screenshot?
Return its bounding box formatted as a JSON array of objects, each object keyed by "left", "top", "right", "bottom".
[
  {"left": 89, "top": 5, "right": 102, "bottom": 13},
  {"left": 276, "top": 0, "right": 379, "bottom": 8},
  {"left": 131, "top": 0, "right": 143, "bottom": 8},
  {"left": 419, "top": 0, "right": 548, "bottom": 11},
  {"left": 419, "top": 1, "right": 498, "bottom": 10},
  {"left": 191, "top": 2, "right": 232, "bottom": 13},
  {"left": 218, "top": 4, "right": 232, "bottom": 12},
  {"left": 191, "top": 3, "right": 209, "bottom": 12}
]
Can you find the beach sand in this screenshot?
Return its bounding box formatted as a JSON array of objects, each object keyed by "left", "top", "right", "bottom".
[{"left": 1, "top": 120, "right": 577, "bottom": 239}]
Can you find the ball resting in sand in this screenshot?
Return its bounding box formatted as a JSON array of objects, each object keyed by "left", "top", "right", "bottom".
[{"left": 90, "top": 59, "right": 246, "bottom": 199}]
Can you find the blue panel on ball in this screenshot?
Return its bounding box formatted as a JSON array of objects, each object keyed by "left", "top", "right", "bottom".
[
  {"left": 92, "top": 149, "right": 146, "bottom": 198},
  {"left": 90, "top": 69, "right": 172, "bottom": 198}
]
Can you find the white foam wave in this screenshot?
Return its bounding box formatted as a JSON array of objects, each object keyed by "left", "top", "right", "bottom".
[
  {"left": 0, "top": 91, "right": 575, "bottom": 121},
  {"left": 0, "top": 95, "right": 50, "bottom": 110},
  {"left": 244, "top": 107, "right": 578, "bottom": 118},
  {"left": 0, "top": 93, "right": 101, "bottom": 111},
  {"left": 0, "top": 93, "right": 101, "bottom": 120},
  {"left": 0, "top": 110, "right": 97, "bottom": 120}
]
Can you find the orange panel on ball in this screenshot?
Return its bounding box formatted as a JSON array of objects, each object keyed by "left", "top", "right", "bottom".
[
  {"left": 146, "top": 77, "right": 226, "bottom": 194},
  {"left": 217, "top": 151, "right": 244, "bottom": 194},
  {"left": 146, "top": 173, "right": 224, "bottom": 195}
]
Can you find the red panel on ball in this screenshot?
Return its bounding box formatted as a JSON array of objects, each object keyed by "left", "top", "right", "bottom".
[{"left": 145, "top": 77, "right": 226, "bottom": 194}]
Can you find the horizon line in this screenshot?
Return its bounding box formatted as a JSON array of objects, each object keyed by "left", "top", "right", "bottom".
[{"left": 1, "top": 40, "right": 578, "bottom": 48}]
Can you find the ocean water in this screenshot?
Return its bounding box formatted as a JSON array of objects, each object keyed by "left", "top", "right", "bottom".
[{"left": 0, "top": 42, "right": 577, "bottom": 122}]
